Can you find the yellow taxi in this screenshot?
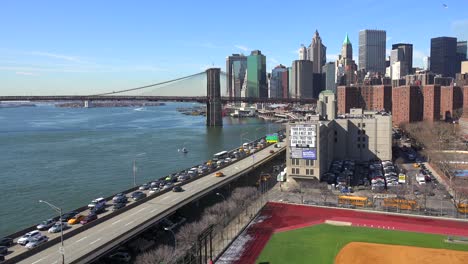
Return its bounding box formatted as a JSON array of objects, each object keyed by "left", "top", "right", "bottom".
[
  {"left": 413, "top": 163, "right": 420, "bottom": 168},
  {"left": 215, "top": 172, "right": 224, "bottom": 177},
  {"left": 68, "top": 214, "right": 85, "bottom": 225}
]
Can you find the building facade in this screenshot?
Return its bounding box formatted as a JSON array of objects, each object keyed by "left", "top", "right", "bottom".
[
  {"left": 430, "top": 37, "right": 457, "bottom": 77},
  {"left": 359, "top": 29, "right": 387, "bottom": 74},
  {"left": 336, "top": 34, "right": 357, "bottom": 86},
  {"left": 285, "top": 110, "right": 392, "bottom": 180},
  {"left": 290, "top": 60, "right": 314, "bottom": 99},
  {"left": 299, "top": 44, "right": 307, "bottom": 60},
  {"left": 457, "top": 41, "right": 467, "bottom": 74},
  {"left": 247, "top": 50, "right": 267, "bottom": 98},
  {"left": 422, "top": 85, "right": 441, "bottom": 122},
  {"left": 392, "top": 85, "right": 423, "bottom": 125},
  {"left": 441, "top": 86, "right": 464, "bottom": 120},
  {"left": 270, "top": 65, "right": 289, "bottom": 98},
  {"left": 337, "top": 85, "right": 392, "bottom": 114},
  {"left": 226, "top": 54, "right": 247, "bottom": 99},
  {"left": 317, "top": 90, "right": 336, "bottom": 120}
]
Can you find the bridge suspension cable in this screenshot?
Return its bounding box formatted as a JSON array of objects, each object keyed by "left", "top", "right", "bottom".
[{"left": 91, "top": 72, "right": 205, "bottom": 96}]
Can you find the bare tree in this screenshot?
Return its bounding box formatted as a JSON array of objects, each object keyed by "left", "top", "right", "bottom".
[{"left": 134, "top": 245, "right": 174, "bottom": 264}]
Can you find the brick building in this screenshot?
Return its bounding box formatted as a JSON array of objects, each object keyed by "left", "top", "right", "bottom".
[
  {"left": 337, "top": 85, "right": 392, "bottom": 114},
  {"left": 440, "top": 86, "right": 463, "bottom": 120},
  {"left": 392, "top": 85, "right": 423, "bottom": 125},
  {"left": 422, "top": 85, "right": 441, "bottom": 122}
]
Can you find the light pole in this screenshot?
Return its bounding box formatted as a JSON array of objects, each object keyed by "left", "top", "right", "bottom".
[
  {"left": 216, "top": 192, "right": 226, "bottom": 202},
  {"left": 164, "top": 227, "right": 177, "bottom": 252},
  {"left": 39, "top": 200, "right": 65, "bottom": 264}
]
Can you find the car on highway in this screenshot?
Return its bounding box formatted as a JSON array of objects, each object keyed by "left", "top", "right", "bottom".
[
  {"left": 108, "top": 251, "right": 131, "bottom": 263},
  {"left": 139, "top": 183, "right": 150, "bottom": 190},
  {"left": 0, "top": 246, "right": 8, "bottom": 256},
  {"left": 48, "top": 222, "right": 70, "bottom": 233},
  {"left": 59, "top": 211, "right": 79, "bottom": 222},
  {"left": 88, "top": 197, "right": 106, "bottom": 210},
  {"left": 172, "top": 186, "right": 183, "bottom": 192},
  {"left": 162, "top": 182, "right": 174, "bottom": 190},
  {"left": 131, "top": 191, "right": 147, "bottom": 201},
  {"left": 80, "top": 213, "right": 98, "bottom": 225},
  {"left": 0, "top": 237, "right": 13, "bottom": 247},
  {"left": 112, "top": 202, "right": 126, "bottom": 211},
  {"left": 215, "top": 172, "right": 224, "bottom": 177},
  {"left": 91, "top": 203, "right": 106, "bottom": 214},
  {"left": 36, "top": 219, "right": 56, "bottom": 231},
  {"left": 17, "top": 230, "right": 42, "bottom": 246},
  {"left": 68, "top": 214, "right": 85, "bottom": 225},
  {"left": 25, "top": 235, "right": 48, "bottom": 249},
  {"left": 112, "top": 193, "right": 128, "bottom": 204},
  {"left": 269, "top": 150, "right": 275, "bottom": 154}
]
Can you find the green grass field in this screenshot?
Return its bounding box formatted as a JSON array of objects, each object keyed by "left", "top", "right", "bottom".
[{"left": 256, "top": 224, "right": 468, "bottom": 264}]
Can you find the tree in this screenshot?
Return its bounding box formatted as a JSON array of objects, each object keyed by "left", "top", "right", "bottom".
[{"left": 134, "top": 245, "right": 174, "bottom": 264}]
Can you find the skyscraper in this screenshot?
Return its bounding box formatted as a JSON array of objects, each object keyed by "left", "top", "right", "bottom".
[
  {"left": 423, "top": 57, "right": 431, "bottom": 71},
  {"left": 389, "top": 43, "right": 413, "bottom": 80},
  {"left": 322, "top": 62, "right": 336, "bottom": 92},
  {"left": 247, "top": 50, "right": 267, "bottom": 98},
  {"left": 430, "top": 37, "right": 457, "bottom": 77},
  {"left": 336, "top": 34, "right": 357, "bottom": 86},
  {"left": 291, "top": 60, "right": 314, "bottom": 99},
  {"left": 270, "top": 65, "right": 289, "bottom": 98},
  {"left": 359, "top": 29, "right": 387, "bottom": 74},
  {"left": 307, "top": 30, "right": 327, "bottom": 73},
  {"left": 299, "top": 45, "right": 307, "bottom": 60},
  {"left": 226, "top": 54, "right": 247, "bottom": 99}
]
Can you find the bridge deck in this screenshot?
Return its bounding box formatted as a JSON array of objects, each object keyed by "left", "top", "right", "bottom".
[{"left": 15, "top": 144, "right": 285, "bottom": 264}]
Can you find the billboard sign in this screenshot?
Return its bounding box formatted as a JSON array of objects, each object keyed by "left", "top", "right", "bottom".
[
  {"left": 290, "top": 147, "right": 303, "bottom": 159},
  {"left": 302, "top": 149, "right": 317, "bottom": 160},
  {"left": 290, "top": 124, "right": 316, "bottom": 148}
]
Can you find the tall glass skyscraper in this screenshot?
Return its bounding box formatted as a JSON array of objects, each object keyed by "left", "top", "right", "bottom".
[
  {"left": 247, "top": 50, "right": 267, "bottom": 98},
  {"left": 359, "top": 29, "right": 386, "bottom": 74},
  {"left": 430, "top": 37, "right": 457, "bottom": 77},
  {"left": 270, "top": 65, "right": 288, "bottom": 98},
  {"left": 226, "top": 54, "right": 247, "bottom": 99}
]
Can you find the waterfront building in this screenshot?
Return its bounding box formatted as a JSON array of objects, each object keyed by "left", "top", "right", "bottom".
[
  {"left": 291, "top": 60, "right": 314, "bottom": 99},
  {"left": 285, "top": 109, "right": 392, "bottom": 181},
  {"left": 270, "top": 65, "right": 289, "bottom": 98},
  {"left": 247, "top": 50, "right": 267, "bottom": 98},
  {"left": 430, "top": 37, "right": 457, "bottom": 77},
  {"left": 226, "top": 54, "right": 247, "bottom": 99},
  {"left": 359, "top": 29, "right": 387, "bottom": 74}
]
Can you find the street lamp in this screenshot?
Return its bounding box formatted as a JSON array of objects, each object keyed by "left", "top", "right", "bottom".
[
  {"left": 164, "top": 227, "right": 177, "bottom": 252},
  {"left": 216, "top": 192, "right": 226, "bottom": 201},
  {"left": 39, "top": 200, "right": 65, "bottom": 264}
]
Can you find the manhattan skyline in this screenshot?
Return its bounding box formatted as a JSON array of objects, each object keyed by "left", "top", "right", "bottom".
[{"left": 0, "top": 0, "right": 466, "bottom": 95}]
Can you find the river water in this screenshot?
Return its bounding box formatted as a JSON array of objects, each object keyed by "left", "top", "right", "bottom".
[{"left": 0, "top": 103, "right": 281, "bottom": 236}]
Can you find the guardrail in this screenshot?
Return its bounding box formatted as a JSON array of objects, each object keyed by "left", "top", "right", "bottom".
[{"left": 4, "top": 133, "right": 285, "bottom": 264}]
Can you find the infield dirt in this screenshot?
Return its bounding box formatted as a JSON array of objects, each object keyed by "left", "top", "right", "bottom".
[{"left": 335, "top": 242, "right": 468, "bottom": 264}]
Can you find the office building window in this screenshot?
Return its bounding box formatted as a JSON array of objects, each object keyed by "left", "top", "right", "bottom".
[
  {"left": 292, "top": 168, "right": 300, "bottom": 174},
  {"left": 362, "top": 130, "right": 366, "bottom": 134},
  {"left": 357, "top": 137, "right": 360, "bottom": 142},
  {"left": 357, "top": 130, "right": 361, "bottom": 135},
  {"left": 292, "top": 158, "right": 300, "bottom": 166},
  {"left": 362, "top": 137, "right": 366, "bottom": 142},
  {"left": 306, "top": 169, "right": 314, "bottom": 175},
  {"left": 357, "top": 144, "right": 360, "bottom": 148},
  {"left": 362, "top": 123, "right": 366, "bottom": 128},
  {"left": 306, "top": 160, "right": 314, "bottom": 166},
  {"left": 362, "top": 144, "right": 366, "bottom": 148}
]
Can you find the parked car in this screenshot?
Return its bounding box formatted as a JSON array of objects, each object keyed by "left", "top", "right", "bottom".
[
  {"left": 80, "top": 213, "right": 98, "bottom": 225},
  {"left": 112, "top": 193, "right": 128, "bottom": 204},
  {"left": 172, "top": 186, "right": 183, "bottom": 192},
  {"left": 112, "top": 202, "right": 126, "bottom": 211},
  {"left": 17, "top": 230, "right": 42, "bottom": 246},
  {"left": 68, "top": 214, "right": 85, "bottom": 225},
  {"left": 25, "top": 235, "right": 48, "bottom": 249},
  {"left": 0, "top": 237, "right": 13, "bottom": 247},
  {"left": 0, "top": 246, "right": 8, "bottom": 256},
  {"left": 59, "top": 211, "right": 79, "bottom": 222},
  {"left": 131, "top": 191, "right": 147, "bottom": 201},
  {"left": 88, "top": 197, "right": 106, "bottom": 209},
  {"left": 48, "top": 222, "right": 70, "bottom": 233},
  {"left": 36, "top": 219, "right": 56, "bottom": 231},
  {"left": 108, "top": 251, "right": 131, "bottom": 263}
]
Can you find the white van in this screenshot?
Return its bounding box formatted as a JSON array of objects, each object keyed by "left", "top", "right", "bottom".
[{"left": 88, "top": 197, "right": 106, "bottom": 209}]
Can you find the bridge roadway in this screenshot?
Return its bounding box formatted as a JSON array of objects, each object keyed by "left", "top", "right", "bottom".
[
  {"left": 16, "top": 144, "right": 285, "bottom": 264},
  {"left": 0, "top": 95, "right": 317, "bottom": 104}
]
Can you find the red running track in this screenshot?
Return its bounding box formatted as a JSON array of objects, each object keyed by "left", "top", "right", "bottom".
[{"left": 231, "top": 202, "right": 468, "bottom": 264}]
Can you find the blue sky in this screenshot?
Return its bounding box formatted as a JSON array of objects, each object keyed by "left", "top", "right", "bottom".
[{"left": 0, "top": 0, "right": 467, "bottom": 95}]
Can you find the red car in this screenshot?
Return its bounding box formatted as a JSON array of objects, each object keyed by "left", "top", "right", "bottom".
[{"left": 80, "top": 213, "right": 97, "bottom": 225}]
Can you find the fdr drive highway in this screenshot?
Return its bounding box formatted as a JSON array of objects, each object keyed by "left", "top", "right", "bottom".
[{"left": 13, "top": 143, "right": 285, "bottom": 264}]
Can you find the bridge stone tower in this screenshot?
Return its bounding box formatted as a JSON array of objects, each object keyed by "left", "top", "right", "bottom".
[{"left": 206, "top": 68, "right": 223, "bottom": 126}]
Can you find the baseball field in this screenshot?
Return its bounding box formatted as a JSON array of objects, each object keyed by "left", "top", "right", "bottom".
[{"left": 256, "top": 224, "right": 468, "bottom": 264}]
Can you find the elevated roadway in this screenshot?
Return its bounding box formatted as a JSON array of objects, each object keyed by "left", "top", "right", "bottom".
[{"left": 14, "top": 144, "right": 285, "bottom": 264}]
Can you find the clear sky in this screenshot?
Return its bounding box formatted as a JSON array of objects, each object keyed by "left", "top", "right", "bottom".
[{"left": 0, "top": 0, "right": 467, "bottom": 95}]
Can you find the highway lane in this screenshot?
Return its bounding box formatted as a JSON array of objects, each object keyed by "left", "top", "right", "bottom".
[{"left": 17, "top": 144, "right": 284, "bottom": 264}]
